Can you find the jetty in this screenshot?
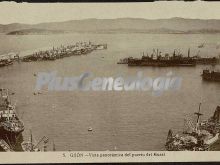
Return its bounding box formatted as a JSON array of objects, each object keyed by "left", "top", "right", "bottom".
[
  {"left": 21, "top": 42, "right": 107, "bottom": 62},
  {"left": 0, "top": 42, "right": 107, "bottom": 68}
]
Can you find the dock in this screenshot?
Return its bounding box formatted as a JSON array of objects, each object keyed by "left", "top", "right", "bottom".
[{"left": 21, "top": 42, "right": 107, "bottom": 62}]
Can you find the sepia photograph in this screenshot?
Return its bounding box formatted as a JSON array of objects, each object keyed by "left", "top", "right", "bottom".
[{"left": 0, "top": 1, "right": 220, "bottom": 160}]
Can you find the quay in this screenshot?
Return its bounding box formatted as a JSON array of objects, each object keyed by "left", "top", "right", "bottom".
[
  {"left": 21, "top": 42, "right": 107, "bottom": 62},
  {"left": 0, "top": 42, "right": 107, "bottom": 67}
]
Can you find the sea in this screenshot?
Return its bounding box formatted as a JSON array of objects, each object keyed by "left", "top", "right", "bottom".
[{"left": 0, "top": 33, "right": 220, "bottom": 151}]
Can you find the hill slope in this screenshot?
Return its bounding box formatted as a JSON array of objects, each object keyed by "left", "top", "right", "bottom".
[{"left": 2, "top": 17, "right": 220, "bottom": 34}]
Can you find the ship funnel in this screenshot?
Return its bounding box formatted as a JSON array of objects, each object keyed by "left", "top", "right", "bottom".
[
  {"left": 188, "top": 48, "right": 190, "bottom": 58},
  {"left": 173, "top": 50, "right": 176, "bottom": 57}
]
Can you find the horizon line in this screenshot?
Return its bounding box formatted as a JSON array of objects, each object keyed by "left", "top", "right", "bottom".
[{"left": 1, "top": 17, "right": 220, "bottom": 25}]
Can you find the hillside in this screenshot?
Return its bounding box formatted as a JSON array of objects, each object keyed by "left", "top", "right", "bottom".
[
  {"left": 1, "top": 17, "right": 220, "bottom": 35},
  {"left": 7, "top": 28, "right": 65, "bottom": 35}
]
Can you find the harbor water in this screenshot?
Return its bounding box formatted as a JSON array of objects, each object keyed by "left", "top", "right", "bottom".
[{"left": 0, "top": 33, "right": 220, "bottom": 151}]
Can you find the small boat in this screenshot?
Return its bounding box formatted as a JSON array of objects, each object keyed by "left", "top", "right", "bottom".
[
  {"left": 94, "top": 44, "right": 107, "bottom": 50},
  {"left": 88, "top": 127, "right": 93, "bottom": 131}
]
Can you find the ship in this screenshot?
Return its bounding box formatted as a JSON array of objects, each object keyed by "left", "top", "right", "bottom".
[
  {"left": 128, "top": 49, "right": 196, "bottom": 67},
  {"left": 198, "top": 43, "right": 205, "bottom": 48},
  {"left": 117, "top": 57, "right": 132, "bottom": 64},
  {"left": 124, "top": 49, "right": 219, "bottom": 66},
  {"left": 0, "top": 53, "right": 18, "bottom": 68},
  {"left": 193, "top": 52, "right": 220, "bottom": 65},
  {"left": 195, "top": 56, "right": 219, "bottom": 65},
  {"left": 0, "top": 88, "right": 24, "bottom": 151},
  {"left": 0, "top": 139, "right": 14, "bottom": 151},
  {"left": 165, "top": 104, "right": 220, "bottom": 151},
  {"left": 202, "top": 69, "right": 220, "bottom": 82},
  {"left": 0, "top": 59, "right": 13, "bottom": 67}
]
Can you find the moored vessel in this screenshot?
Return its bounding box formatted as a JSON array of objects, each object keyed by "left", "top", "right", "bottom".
[
  {"left": 0, "top": 53, "right": 18, "bottom": 68},
  {"left": 165, "top": 104, "right": 220, "bottom": 151},
  {"left": 117, "top": 57, "right": 132, "bottom": 64},
  {"left": 202, "top": 69, "right": 220, "bottom": 82},
  {"left": 0, "top": 88, "right": 24, "bottom": 151},
  {"left": 0, "top": 59, "right": 13, "bottom": 67},
  {"left": 128, "top": 49, "right": 196, "bottom": 67}
]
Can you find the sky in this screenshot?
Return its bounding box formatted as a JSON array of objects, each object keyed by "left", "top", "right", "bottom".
[{"left": 0, "top": 1, "right": 220, "bottom": 24}]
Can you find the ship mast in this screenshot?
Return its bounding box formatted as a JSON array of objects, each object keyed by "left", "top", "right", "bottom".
[
  {"left": 30, "top": 130, "right": 33, "bottom": 151},
  {"left": 194, "top": 103, "right": 203, "bottom": 133},
  {"left": 52, "top": 140, "right": 56, "bottom": 151},
  {"left": 173, "top": 49, "right": 176, "bottom": 57},
  {"left": 188, "top": 48, "right": 190, "bottom": 58}
]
